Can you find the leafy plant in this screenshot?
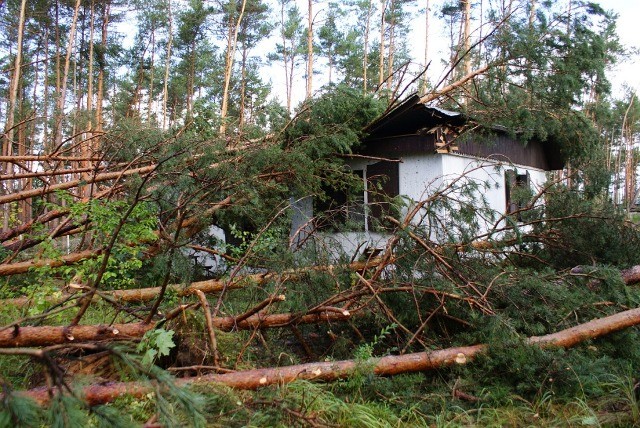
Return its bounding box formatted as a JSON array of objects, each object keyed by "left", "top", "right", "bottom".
[{"left": 137, "top": 329, "right": 176, "bottom": 367}]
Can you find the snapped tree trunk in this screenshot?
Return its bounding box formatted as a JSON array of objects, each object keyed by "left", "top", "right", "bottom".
[
  {"left": 0, "top": 311, "right": 355, "bottom": 348},
  {"left": 14, "top": 306, "right": 640, "bottom": 406}
]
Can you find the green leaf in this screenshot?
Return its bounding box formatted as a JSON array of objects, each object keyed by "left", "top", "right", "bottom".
[{"left": 154, "top": 329, "right": 176, "bottom": 357}]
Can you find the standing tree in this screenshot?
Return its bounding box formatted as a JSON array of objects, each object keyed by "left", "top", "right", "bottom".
[
  {"left": 269, "top": 0, "right": 305, "bottom": 113},
  {"left": 219, "top": 0, "right": 248, "bottom": 135}
]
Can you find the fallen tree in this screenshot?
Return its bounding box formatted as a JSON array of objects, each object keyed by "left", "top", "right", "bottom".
[
  {"left": 4, "top": 259, "right": 381, "bottom": 307},
  {"left": 0, "top": 249, "right": 102, "bottom": 276},
  {"left": 0, "top": 311, "right": 355, "bottom": 348},
  {"left": 12, "top": 305, "right": 640, "bottom": 406}
]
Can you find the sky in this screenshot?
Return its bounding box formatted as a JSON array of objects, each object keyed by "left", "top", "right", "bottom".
[
  {"left": 399, "top": 0, "right": 638, "bottom": 98},
  {"left": 268, "top": 0, "right": 640, "bottom": 107},
  {"left": 601, "top": 0, "right": 640, "bottom": 95}
]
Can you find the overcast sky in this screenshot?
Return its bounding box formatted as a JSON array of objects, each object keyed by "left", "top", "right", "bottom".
[{"left": 406, "top": 0, "right": 638, "bottom": 98}]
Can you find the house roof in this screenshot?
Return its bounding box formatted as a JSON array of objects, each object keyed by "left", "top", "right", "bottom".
[
  {"left": 364, "top": 95, "right": 466, "bottom": 138},
  {"left": 361, "top": 94, "right": 565, "bottom": 171}
]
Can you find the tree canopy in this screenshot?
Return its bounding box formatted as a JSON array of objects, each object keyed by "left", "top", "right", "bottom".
[{"left": 1, "top": 0, "right": 640, "bottom": 425}]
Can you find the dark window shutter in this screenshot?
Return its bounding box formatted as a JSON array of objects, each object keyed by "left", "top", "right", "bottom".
[
  {"left": 315, "top": 170, "right": 365, "bottom": 231},
  {"left": 367, "top": 161, "right": 400, "bottom": 225},
  {"left": 505, "top": 169, "right": 516, "bottom": 214},
  {"left": 506, "top": 169, "right": 530, "bottom": 221}
]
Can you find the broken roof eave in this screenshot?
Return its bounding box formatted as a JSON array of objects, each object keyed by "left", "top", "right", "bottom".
[{"left": 360, "top": 95, "right": 566, "bottom": 171}]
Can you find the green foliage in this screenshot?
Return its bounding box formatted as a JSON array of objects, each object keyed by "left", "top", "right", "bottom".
[
  {"left": 137, "top": 328, "right": 176, "bottom": 367},
  {"left": 285, "top": 86, "right": 385, "bottom": 157},
  {"left": 539, "top": 187, "right": 640, "bottom": 268},
  {"left": 0, "top": 390, "right": 42, "bottom": 427}
]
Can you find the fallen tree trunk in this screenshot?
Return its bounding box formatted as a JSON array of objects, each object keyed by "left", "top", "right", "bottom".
[
  {"left": 620, "top": 265, "right": 640, "bottom": 285},
  {"left": 0, "top": 322, "right": 155, "bottom": 348},
  {"left": 15, "top": 305, "right": 640, "bottom": 406},
  {"left": 0, "top": 164, "right": 156, "bottom": 205},
  {"left": 5, "top": 259, "right": 381, "bottom": 307},
  {"left": 0, "top": 249, "right": 101, "bottom": 276},
  {"left": 0, "top": 311, "right": 355, "bottom": 348}
]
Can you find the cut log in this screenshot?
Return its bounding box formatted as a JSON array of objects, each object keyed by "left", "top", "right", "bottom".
[
  {"left": 14, "top": 306, "right": 640, "bottom": 406},
  {"left": 620, "top": 265, "right": 640, "bottom": 285},
  {"left": 0, "top": 311, "right": 355, "bottom": 348}
]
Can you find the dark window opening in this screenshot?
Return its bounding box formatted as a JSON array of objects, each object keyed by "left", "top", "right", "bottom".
[
  {"left": 367, "top": 161, "right": 400, "bottom": 230},
  {"left": 315, "top": 170, "right": 365, "bottom": 231},
  {"left": 505, "top": 169, "right": 531, "bottom": 221},
  {"left": 316, "top": 161, "right": 400, "bottom": 232}
]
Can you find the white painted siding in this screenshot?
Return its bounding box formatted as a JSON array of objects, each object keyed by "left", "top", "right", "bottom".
[
  {"left": 398, "top": 154, "right": 443, "bottom": 202},
  {"left": 317, "top": 153, "right": 549, "bottom": 258}
]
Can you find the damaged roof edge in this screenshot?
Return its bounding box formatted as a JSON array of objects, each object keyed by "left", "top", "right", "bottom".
[
  {"left": 363, "top": 94, "right": 466, "bottom": 138},
  {"left": 363, "top": 94, "right": 422, "bottom": 135}
]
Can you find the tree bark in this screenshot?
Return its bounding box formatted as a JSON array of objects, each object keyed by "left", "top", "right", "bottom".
[
  {"left": 0, "top": 311, "right": 354, "bottom": 348},
  {"left": 4, "top": 259, "right": 381, "bottom": 306},
  {"left": 15, "top": 306, "right": 640, "bottom": 406},
  {"left": 0, "top": 249, "right": 100, "bottom": 276},
  {"left": 419, "top": 64, "right": 489, "bottom": 104},
  {"left": 219, "top": 0, "right": 248, "bottom": 135},
  {"left": 0, "top": 322, "right": 153, "bottom": 348}
]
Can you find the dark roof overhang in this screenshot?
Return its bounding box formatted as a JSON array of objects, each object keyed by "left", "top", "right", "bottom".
[{"left": 361, "top": 94, "right": 566, "bottom": 171}]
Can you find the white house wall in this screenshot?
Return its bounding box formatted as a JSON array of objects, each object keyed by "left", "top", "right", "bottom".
[
  {"left": 398, "top": 154, "right": 444, "bottom": 202},
  {"left": 438, "top": 153, "right": 547, "bottom": 236},
  {"left": 310, "top": 153, "right": 549, "bottom": 259}
]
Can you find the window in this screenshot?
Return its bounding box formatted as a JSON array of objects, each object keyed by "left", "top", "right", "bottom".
[
  {"left": 367, "top": 161, "right": 400, "bottom": 230},
  {"left": 505, "top": 169, "right": 530, "bottom": 220},
  {"left": 315, "top": 169, "right": 366, "bottom": 231},
  {"left": 315, "top": 161, "right": 400, "bottom": 232}
]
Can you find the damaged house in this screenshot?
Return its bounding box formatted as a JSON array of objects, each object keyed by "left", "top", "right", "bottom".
[{"left": 291, "top": 94, "right": 565, "bottom": 256}]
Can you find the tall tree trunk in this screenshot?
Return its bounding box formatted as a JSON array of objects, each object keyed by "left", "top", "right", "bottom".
[
  {"left": 463, "top": 0, "right": 471, "bottom": 77},
  {"left": 53, "top": 0, "right": 82, "bottom": 152},
  {"left": 186, "top": 39, "right": 196, "bottom": 119},
  {"left": 421, "top": 0, "right": 430, "bottom": 94},
  {"left": 2, "top": 0, "right": 27, "bottom": 230},
  {"left": 52, "top": 0, "right": 61, "bottom": 154},
  {"left": 624, "top": 95, "right": 636, "bottom": 213},
  {"left": 82, "top": 0, "right": 96, "bottom": 198},
  {"left": 239, "top": 44, "right": 248, "bottom": 129},
  {"left": 378, "top": 0, "right": 388, "bottom": 86},
  {"left": 385, "top": 0, "right": 395, "bottom": 96},
  {"left": 162, "top": 0, "right": 173, "bottom": 130},
  {"left": 363, "top": 0, "right": 373, "bottom": 93},
  {"left": 147, "top": 27, "right": 156, "bottom": 124},
  {"left": 96, "top": 1, "right": 110, "bottom": 137},
  {"left": 305, "top": 0, "right": 313, "bottom": 100},
  {"left": 220, "top": 0, "right": 248, "bottom": 135},
  {"left": 3, "top": 0, "right": 26, "bottom": 158}
]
